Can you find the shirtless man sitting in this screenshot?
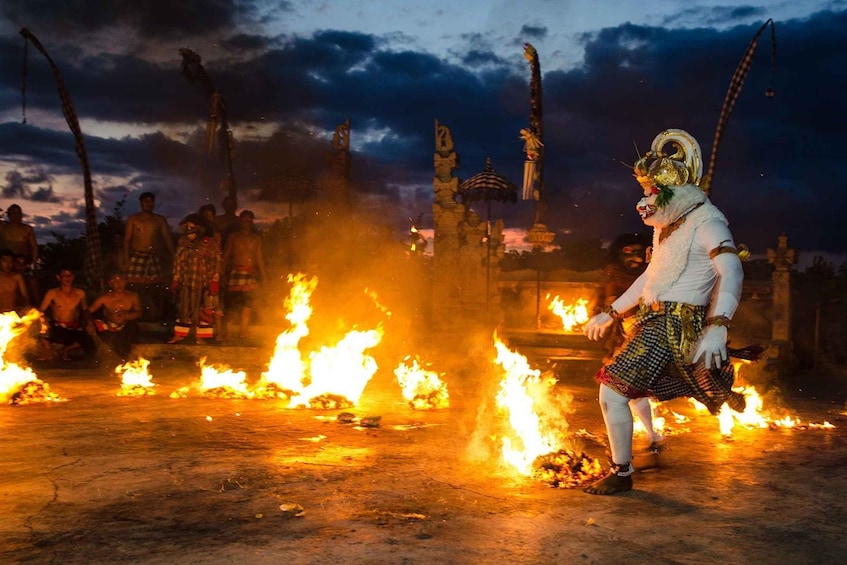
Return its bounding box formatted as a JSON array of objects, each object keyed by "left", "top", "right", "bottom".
[
  {"left": 87, "top": 273, "right": 142, "bottom": 361},
  {"left": 37, "top": 269, "right": 95, "bottom": 361}
]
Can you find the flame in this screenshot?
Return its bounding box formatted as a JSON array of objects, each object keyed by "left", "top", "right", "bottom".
[
  {"left": 116, "top": 357, "right": 156, "bottom": 396},
  {"left": 393, "top": 355, "right": 449, "bottom": 409},
  {"left": 256, "top": 273, "right": 318, "bottom": 397},
  {"left": 291, "top": 327, "right": 383, "bottom": 408},
  {"left": 687, "top": 375, "right": 835, "bottom": 435},
  {"left": 0, "top": 310, "right": 65, "bottom": 404},
  {"left": 257, "top": 273, "right": 384, "bottom": 408},
  {"left": 198, "top": 357, "right": 253, "bottom": 399},
  {"left": 493, "top": 333, "right": 563, "bottom": 475},
  {"left": 547, "top": 295, "right": 590, "bottom": 331}
]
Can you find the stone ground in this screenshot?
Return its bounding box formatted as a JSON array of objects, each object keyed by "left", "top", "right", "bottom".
[{"left": 2, "top": 340, "right": 847, "bottom": 565}]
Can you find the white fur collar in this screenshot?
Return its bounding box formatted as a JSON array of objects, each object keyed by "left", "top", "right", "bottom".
[{"left": 642, "top": 185, "right": 727, "bottom": 303}]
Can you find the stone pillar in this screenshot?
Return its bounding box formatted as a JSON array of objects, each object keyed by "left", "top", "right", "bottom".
[
  {"left": 431, "top": 119, "right": 465, "bottom": 332},
  {"left": 766, "top": 233, "right": 796, "bottom": 371}
]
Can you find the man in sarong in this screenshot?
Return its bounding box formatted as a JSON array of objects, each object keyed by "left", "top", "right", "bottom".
[
  {"left": 123, "top": 192, "right": 174, "bottom": 320},
  {"left": 582, "top": 129, "right": 745, "bottom": 495},
  {"left": 222, "top": 210, "right": 266, "bottom": 340}
]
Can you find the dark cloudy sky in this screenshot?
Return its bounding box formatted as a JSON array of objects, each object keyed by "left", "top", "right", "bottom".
[{"left": 0, "top": 0, "right": 844, "bottom": 260}]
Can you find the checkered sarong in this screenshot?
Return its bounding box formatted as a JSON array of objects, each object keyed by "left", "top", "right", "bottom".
[
  {"left": 126, "top": 250, "right": 162, "bottom": 283},
  {"left": 596, "top": 301, "right": 744, "bottom": 415},
  {"left": 226, "top": 266, "right": 257, "bottom": 292}
]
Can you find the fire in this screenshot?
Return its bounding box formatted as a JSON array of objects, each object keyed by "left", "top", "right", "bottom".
[
  {"left": 292, "top": 327, "right": 383, "bottom": 408},
  {"left": 493, "top": 333, "right": 564, "bottom": 474},
  {"left": 688, "top": 372, "right": 835, "bottom": 435},
  {"left": 493, "top": 334, "right": 603, "bottom": 486},
  {"left": 547, "top": 295, "right": 590, "bottom": 331},
  {"left": 0, "top": 310, "right": 65, "bottom": 405},
  {"left": 116, "top": 357, "right": 156, "bottom": 396},
  {"left": 393, "top": 355, "right": 449, "bottom": 409},
  {"left": 255, "top": 273, "right": 317, "bottom": 399},
  {"left": 258, "top": 272, "right": 384, "bottom": 409},
  {"left": 198, "top": 357, "right": 253, "bottom": 399}
]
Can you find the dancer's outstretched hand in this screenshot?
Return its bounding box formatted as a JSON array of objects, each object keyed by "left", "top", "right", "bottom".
[
  {"left": 584, "top": 312, "right": 614, "bottom": 341},
  {"left": 693, "top": 325, "right": 728, "bottom": 369}
]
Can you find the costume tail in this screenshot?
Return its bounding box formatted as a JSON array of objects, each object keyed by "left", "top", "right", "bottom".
[{"left": 727, "top": 344, "right": 766, "bottom": 361}]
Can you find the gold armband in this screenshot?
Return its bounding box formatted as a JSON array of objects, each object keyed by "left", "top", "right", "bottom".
[
  {"left": 601, "top": 305, "right": 622, "bottom": 321},
  {"left": 706, "top": 315, "right": 731, "bottom": 328},
  {"left": 709, "top": 244, "right": 738, "bottom": 259}
]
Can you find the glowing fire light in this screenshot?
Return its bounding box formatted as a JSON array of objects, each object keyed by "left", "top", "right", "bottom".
[
  {"left": 689, "top": 381, "right": 835, "bottom": 435},
  {"left": 198, "top": 357, "right": 253, "bottom": 399},
  {"left": 258, "top": 273, "right": 384, "bottom": 409},
  {"left": 547, "top": 295, "right": 590, "bottom": 331},
  {"left": 0, "top": 310, "right": 65, "bottom": 405},
  {"left": 291, "top": 327, "right": 383, "bottom": 408},
  {"left": 116, "top": 357, "right": 156, "bottom": 396},
  {"left": 255, "top": 273, "right": 317, "bottom": 399},
  {"left": 494, "top": 334, "right": 564, "bottom": 474},
  {"left": 393, "top": 355, "right": 449, "bottom": 409}
]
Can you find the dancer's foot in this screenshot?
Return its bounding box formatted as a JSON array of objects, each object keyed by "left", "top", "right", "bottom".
[
  {"left": 584, "top": 463, "right": 633, "bottom": 495},
  {"left": 167, "top": 335, "right": 185, "bottom": 344}
]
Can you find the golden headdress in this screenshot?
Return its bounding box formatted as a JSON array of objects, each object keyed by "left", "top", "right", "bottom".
[{"left": 634, "top": 129, "right": 703, "bottom": 205}]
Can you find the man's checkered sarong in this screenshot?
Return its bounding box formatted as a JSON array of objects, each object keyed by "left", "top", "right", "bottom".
[
  {"left": 126, "top": 250, "right": 162, "bottom": 283},
  {"left": 596, "top": 301, "right": 746, "bottom": 415}
]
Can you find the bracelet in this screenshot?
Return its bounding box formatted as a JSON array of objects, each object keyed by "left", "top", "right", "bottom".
[
  {"left": 601, "top": 305, "right": 622, "bottom": 321},
  {"left": 706, "top": 315, "right": 731, "bottom": 328}
]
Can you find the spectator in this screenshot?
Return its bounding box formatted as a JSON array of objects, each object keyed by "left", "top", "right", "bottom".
[
  {"left": 87, "top": 273, "right": 142, "bottom": 361},
  {"left": 222, "top": 210, "right": 266, "bottom": 340},
  {"left": 214, "top": 196, "right": 238, "bottom": 248},
  {"left": 0, "top": 249, "right": 29, "bottom": 313},
  {"left": 123, "top": 191, "right": 175, "bottom": 321},
  {"left": 168, "top": 214, "right": 221, "bottom": 343},
  {"left": 37, "top": 269, "right": 95, "bottom": 361},
  {"left": 14, "top": 253, "right": 40, "bottom": 308},
  {"left": 0, "top": 204, "right": 38, "bottom": 269}
]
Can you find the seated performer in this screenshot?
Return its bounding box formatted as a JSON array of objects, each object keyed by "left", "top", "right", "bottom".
[
  {"left": 582, "top": 129, "right": 745, "bottom": 495},
  {"left": 37, "top": 269, "right": 95, "bottom": 361},
  {"left": 87, "top": 273, "right": 142, "bottom": 361}
]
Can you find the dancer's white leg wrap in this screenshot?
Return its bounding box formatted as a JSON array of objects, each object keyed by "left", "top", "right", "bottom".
[
  {"left": 599, "top": 384, "right": 633, "bottom": 474},
  {"left": 629, "top": 397, "right": 656, "bottom": 443}
]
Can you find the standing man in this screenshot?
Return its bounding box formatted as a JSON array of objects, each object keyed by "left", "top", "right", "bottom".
[
  {"left": 582, "top": 129, "right": 745, "bottom": 495},
  {"left": 0, "top": 204, "right": 39, "bottom": 269},
  {"left": 222, "top": 210, "right": 266, "bottom": 340},
  {"left": 123, "top": 192, "right": 174, "bottom": 321}
]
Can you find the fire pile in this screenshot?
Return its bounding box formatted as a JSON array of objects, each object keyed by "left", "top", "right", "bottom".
[
  {"left": 169, "top": 357, "right": 254, "bottom": 399},
  {"left": 393, "top": 355, "right": 449, "bottom": 410},
  {"left": 256, "top": 274, "right": 384, "bottom": 408},
  {"left": 116, "top": 357, "right": 156, "bottom": 396},
  {"left": 0, "top": 310, "right": 65, "bottom": 405},
  {"left": 547, "top": 295, "right": 590, "bottom": 332},
  {"left": 493, "top": 333, "right": 604, "bottom": 488}
]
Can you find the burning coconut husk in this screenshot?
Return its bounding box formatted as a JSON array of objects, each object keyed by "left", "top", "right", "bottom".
[
  {"left": 116, "top": 357, "right": 156, "bottom": 397},
  {"left": 169, "top": 357, "right": 253, "bottom": 399},
  {"left": 492, "top": 332, "right": 605, "bottom": 487},
  {"left": 393, "top": 355, "right": 450, "bottom": 410},
  {"left": 0, "top": 310, "right": 66, "bottom": 405}
]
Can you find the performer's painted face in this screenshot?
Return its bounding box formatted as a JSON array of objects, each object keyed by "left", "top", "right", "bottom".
[
  {"left": 182, "top": 222, "right": 200, "bottom": 240},
  {"left": 635, "top": 177, "right": 660, "bottom": 222}
]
